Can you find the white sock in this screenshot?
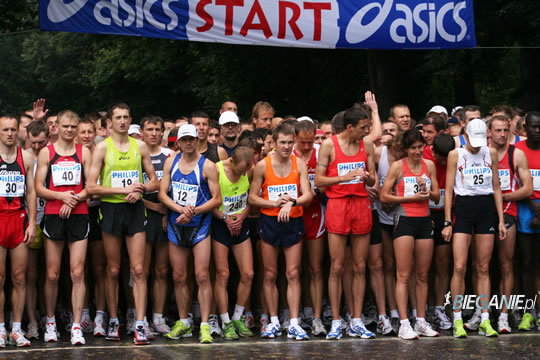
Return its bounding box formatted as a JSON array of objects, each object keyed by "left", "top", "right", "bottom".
[
  {"left": 110, "top": 317, "right": 119, "bottom": 325},
  {"left": 231, "top": 305, "right": 245, "bottom": 321},
  {"left": 290, "top": 318, "right": 299, "bottom": 327},
  {"left": 270, "top": 316, "right": 280, "bottom": 325},
  {"left": 352, "top": 318, "right": 361, "bottom": 327},
  {"left": 261, "top": 313, "right": 269, "bottom": 321},
  {"left": 72, "top": 322, "right": 80, "bottom": 330},
  {"left": 180, "top": 318, "right": 190, "bottom": 327},
  {"left": 475, "top": 307, "right": 481, "bottom": 315},
  {"left": 453, "top": 312, "right": 462, "bottom": 324},
  {"left": 303, "top": 307, "right": 314, "bottom": 319},
  {"left": 136, "top": 320, "right": 144, "bottom": 328},
  {"left": 390, "top": 309, "right": 399, "bottom": 318},
  {"left": 12, "top": 322, "right": 21, "bottom": 332},
  {"left": 499, "top": 312, "right": 508, "bottom": 320},
  {"left": 416, "top": 317, "right": 425, "bottom": 323},
  {"left": 220, "top": 313, "right": 231, "bottom": 324},
  {"left": 47, "top": 316, "right": 56, "bottom": 324},
  {"left": 400, "top": 319, "right": 410, "bottom": 325},
  {"left": 378, "top": 314, "right": 386, "bottom": 321},
  {"left": 481, "top": 312, "right": 489, "bottom": 322},
  {"left": 332, "top": 320, "right": 341, "bottom": 327},
  {"left": 153, "top": 313, "right": 163, "bottom": 324},
  {"left": 95, "top": 311, "right": 105, "bottom": 322},
  {"left": 82, "top": 309, "right": 90, "bottom": 318},
  {"left": 412, "top": 309, "right": 417, "bottom": 318}
]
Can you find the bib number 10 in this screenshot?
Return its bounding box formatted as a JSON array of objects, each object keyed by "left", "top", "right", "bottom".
[{"left": 121, "top": 178, "right": 133, "bottom": 187}]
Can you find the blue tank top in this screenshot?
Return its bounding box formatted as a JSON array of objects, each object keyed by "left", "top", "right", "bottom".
[
  {"left": 168, "top": 153, "right": 212, "bottom": 227},
  {"left": 459, "top": 134, "right": 466, "bottom": 147}
]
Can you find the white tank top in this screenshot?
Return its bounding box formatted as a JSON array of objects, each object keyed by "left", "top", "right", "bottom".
[
  {"left": 374, "top": 146, "right": 395, "bottom": 225},
  {"left": 454, "top": 146, "right": 494, "bottom": 196}
]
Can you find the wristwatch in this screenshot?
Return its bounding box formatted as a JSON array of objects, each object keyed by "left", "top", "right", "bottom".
[
  {"left": 443, "top": 220, "right": 452, "bottom": 227},
  {"left": 221, "top": 213, "right": 227, "bottom": 221},
  {"left": 291, "top": 199, "right": 297, "bottom": 207}
]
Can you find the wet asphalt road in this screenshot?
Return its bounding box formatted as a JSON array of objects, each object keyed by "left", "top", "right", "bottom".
[{"left": 1, "top": 330, "right": 539, "bottom": 360}]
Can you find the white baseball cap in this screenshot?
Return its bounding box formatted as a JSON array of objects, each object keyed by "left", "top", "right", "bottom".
[
  {"left": 297, "top": 116, "right": 314, "bottom": 123},
  {"left": 428, "top": 105, "right": 448, "bottom": 116},
  {"left": 178, "top": 124, "right": 198, "bottom": 139},
  {"left": 466, "top": 119, "right": 487, "bottom": 147},
  {"left": 219, "top": 111, "right": 240, "bottom": 125},
  {"left": 128, "top": 124, "right": 140, "bottom": 135}
]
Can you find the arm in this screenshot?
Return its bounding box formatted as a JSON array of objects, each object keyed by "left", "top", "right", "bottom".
[
  {"left": 76, "top": 146, "right": 92, "bottom": 201},
  {"left": 248, "top": 159, "right": 274, "bottom": 209},
  {"left": 442, "top": 150, "right": 458, "bottom": 242},
  {"left": 277, "top": 158, "right": 313, "bottom": 223},
  {"left": 503, "top": 149, "right": 533, "bottom": 202},
  {"left": 365, "top": 91, "right": 382, "bottom": 143},
  {"left": 195, "top": 160, "right": 222, "bottom": 215},
  {"left": 142, "top": 198, "right": 167, "bottom": 215},
  {"left": 364, "top": 139, "right": 377, "bottom": 187},
  {"left": 218, "top": 146, "right": 228, "bottom": 161},
  {"left": 23, "top": 150, "right": 37, "bottom": 245},
  {"left": 490, "top": 148, "right": 507, "bottom": 240},
  {"left": 425, "top": 160, "right": 440, "bottom": 202},
  {"left": 379, "top": 162, "right": 429, "bottom": 204},
  {"left": 139, "top": 141, "right": 159, "bottom": 193}
]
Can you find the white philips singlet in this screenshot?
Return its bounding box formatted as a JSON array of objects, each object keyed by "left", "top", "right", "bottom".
[{"left": 454, "top": 146, "right": 494, "bottom": 196}]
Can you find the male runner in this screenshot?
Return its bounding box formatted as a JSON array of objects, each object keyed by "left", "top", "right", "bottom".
[
  {"left": 87, "top": 103, "right": 159, "bottom": 345},
  {"left": 219, "top": 111, "right": 241, "bottom": 157},
  {"left": 158, "top": 124, "right": 221, "bottom": 343},
  {"left": 0, "top": 115, "right": 36, "bottom": 347},
  {"left": 249, "top": 124, "right": 312, "bottom": 340},
  {"left": 35, "top": 110, "right": 92, "bottom": 345},
  {"left": 190, "top": 111, "right": 227, "bottom": 163},
  {"left": 252, "top": 102, "right": 274, "bottom": 130},
  {"left": 315, "top": 107, "right": 376, "bottom": 340},
  {"left": 489, "top": 115, "right": 532, "bottom": 333}
]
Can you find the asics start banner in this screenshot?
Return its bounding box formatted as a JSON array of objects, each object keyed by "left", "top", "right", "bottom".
[{"left": 40, "top": 0, "right": 476, "bottom": 49}]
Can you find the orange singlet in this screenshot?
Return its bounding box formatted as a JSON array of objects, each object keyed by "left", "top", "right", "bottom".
[{"left": 261, "top": 155, "right": 303, "bottom": 218}]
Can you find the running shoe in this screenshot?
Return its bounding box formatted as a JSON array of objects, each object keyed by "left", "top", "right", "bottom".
[
  {"left": 105, "top": 322, "right": 120, "bottom": 341},
  {"left": 26, "top": 322, "right": 39, "bottom": 340},
  {"left": 453, "top": 319, "right": 467, "bottom": 338},
  {"left": 232, "top": 316, "right": 253, "bottom": 337},
  {"left": 398, "top": 321, "right": 418, "bottom": 340},
  {"left": 287, "top": 324, "right": 309, "bottom": 340},
  {"left": 9, "top": 330, "right": 30, "bottom": 347},
  {"left": 464, "top": 311, "right": 481, "bottom": 331},
  {"left": 259, "top": 317, "right": 269, "bottom": 336},
  {"left": 498, "top": 316, "right": 511, "bottom": 334},
  {"left": 311, "top": 318, "right": 327, "bottom": 336},
  {"left": 391, "top": 317, "right": 400, "bottom": 334},
  {"left": 71, "top": 327, "right": 86, "bottom": 345},
  {"left": 478, "top": 319, "right": 498, "bottom": 337},
  {"left": 244, "top": 313, "right": 255, "bottom": 329},
  {"left": 44, "top": 322, "right": 58, "bottom": 342},
  {"left": 222, "top": 322, "right": 239, "bottom": 340},
  {"left": 0, "top": 329, "right": 7, "bottom": 348},
  {"left": 432, "top": 309, "right": 452, "bottom": 330},
  {"left": 518, "top": 312, "right": 534, "bottom": 331},
  {"left": 134, "top": 325, "right": 150, "bottom": 345},
  {"left": 261, "top": 322, "right": 282, "bottom": 338},
  {"left": 199, "top": 324, "right": 213, "bottom": 343},
  {"left": 153, "top": 317, "right": 171, "bottom": 335},
  {"left": 93, "top": 317, "right": 106, "bottom": 337},
  {"left": 209, "top": 315, "right": 222, "bottom": 336},
  {"left": 348, "top": 322, "right": 376, "bottom": 339},
  {"left": 377, "top": 315, "right": 394, "bottom": 335},
  {"left": 325, "top": 322, "right": 342, "bottom": 340},
  {"left": 80, "top": 315, "right": 93, "bottom": 334},
  {"left": 165, "top": 320, "right": 193, "bottom": 339},
  {"left": 414, "top": 320, "right": 439, "bottom": 337},
  {"left": 144, "top": 318, "right": 155, "bottom": 340}
]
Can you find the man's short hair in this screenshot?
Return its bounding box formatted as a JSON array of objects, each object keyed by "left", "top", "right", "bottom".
[
  {"left": 488, "top": 115, "right": 510, "bottom": 130},
  {"left": 343, "top": 107, "right": 370, "bottom": 129},
  {"left": 459, "top": 105, "right": 481, "bottom": 123},
  {"left": 209, "top": 119, "right": 220, "bottom": 130},
  {"left": 238, "top": 133, "right": 263, "bottom": 154},
  {"left": 490, "top": 105, "right": 513, "bottom": 119},
  {"left": 272, "top": 123, "right": 295, "bottom": 142},
  {"left": 78, "top": 118, "right": 95, "bottom": 131},
  {"left": 295, "top": 119, "right": 316, "bottom": 136},
  {"left": 27, "top": 120, "right": 49, "bottom": 137},
  {"left": 433, "top": 133, "right": 455, "bottom": 157},
  {"left": 140, "top": 115, "right": 164, "bottom": 130},
  {"left": 252, "top": 101, "right": 274, "bottom": 119},
  {"left": 253, "top": 128, "right": 271, "bottom": 142},
  {"left": 190, "top": 111, "right": 209, "bottom": 122},
  {"left": 389, "top": 104, "right": 408, "bottom": 118},
  {"left": 108, "top": 103, "right": 130, "bottom": 119},
  {"left": 57, "top": 110, "right": 80, "bottom": 124},
  {"left": 422, "top": 114, "right": 447, "bottom": 133},
  {"left": 525, "top": 111, "right": 540, "bottom": 125}
]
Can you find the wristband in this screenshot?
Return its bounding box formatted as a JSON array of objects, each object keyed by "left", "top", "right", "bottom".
[
  {"left": 443, "top": 220, "right": 452, "bottom": 227},
  {"left": 291, "top": 199, "right": 297, "bottom": 207}
]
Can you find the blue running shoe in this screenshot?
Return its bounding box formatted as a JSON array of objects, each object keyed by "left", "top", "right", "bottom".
[
  {"left": 287, "top": 325, "right": 309, "bottom": 341},
  {"left": 348, "top": 323, "right": 376, "bottom": 339},
  {"left": 261, "top": 323, "right": 282, "bottom": 338},
  {"left": 326, "top": 323, "right": 342, "bottom": 340}
]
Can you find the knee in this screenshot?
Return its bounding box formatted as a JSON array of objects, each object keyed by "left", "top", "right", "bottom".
[
  {"left": 500, "top": 259, "right": 513, "bottom": 275},
  {"left": 46, "top": 268, "right": 60, "bottom": 284},
  {"left": 383, "top": 258, "right": 395, "bottom": 273},
  {"left": 396, "top": 270, "right": 410, "bottom": 285},
  {"left": 107, "top": 264, "right": 121, "bottom": 279},
  {"left": 131, "top": 264, "right": 146, "bottom": 280},
  {"left": 453, "top": 262, "right": 467, "bottom": 278},
  {"left": 240, "top": 270, "right": 254, "bottom": 286},
  {"left": 263, "top": 268, "right": 277, "bottom": 284},
  {"left": 286, "top": 266, "right": 301, "bottom": 283},
  {"left": 330, "top": 261, "right": 344, "bottom": 278},
  {"left": 352, "top": 261, "right": 366, "bottom": 276},
  {"left": 172, "top": 269, "right": 187, "bottom": 285},
  {"left": 369, "top": 257, "right": 383, "bottom": 275},
  {"left": 216, "top": 268, "right": 230, "bottom": 285},
  {"left": 12, "top": 269, "right": 26, "bottom": 288},
  {"left": 415, "top": 270, "right": 429, "bottom": 284},
  {"left": 309, "top": 263, "right": 323, "bottom": 279},
  {"left": 155, "top": 264, "right": 168, "bottom": 280},
  {"left": 195, "top": 269, "right": 210, "bottom": 286},
  {"left": 26, "top": 268, "right": 37, "bottom": 283},
  {"left": 435, "top": 259, "right": 450, "bottom": 276},
  {"left": 71, "top": 265, "right": 85, "bottom": 284}
]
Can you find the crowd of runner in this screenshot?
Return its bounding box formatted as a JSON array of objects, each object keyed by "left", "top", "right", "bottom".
[{"left": 0, "top": 93, "right": 538, "bottom": 347}]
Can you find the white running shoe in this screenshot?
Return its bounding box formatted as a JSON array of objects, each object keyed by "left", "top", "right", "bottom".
[
  {"left": 498, "top": 316, "right": 511, "bottom": 334},
  {"left": 9, "top": 330, "right": 30, "bottom": 347},
  {"left": 0, "top": 329, "right": 7, "bottom": 348},
  {"left": 432, "top": 309, "right": 452, "bottom": 330},
  {"left": 325, "top": 322, "right": 342, "bottom": 340},
  {"left": 414, "top": 320, "right": 439, "bottom": 337},
  {"left": 259, "top": 317, "right": 269, "bottom": 336},
  {"left": 93, "top": 317, "right": 107, "bottom": 337},
  {"left": 153, "top": 317, "right": 171, "bottom": 335},
  {"left": 26, "top": 322, "right": 39, "bottom": 340},
  {"left": 377, "top": 315, "right": 394, "bottom": 335},
  {"left": 287, "top": 324, "right": 309, "bottom": 340},
  {"left": 464, "top": 311, "right": 481, "bottom": 331},
  {"left": 209, "top": 315, "right": 222, "bottom": 336},
  {"left": 348, "top": 321, "right": 376, "bottom": 339},
  {"left": 71, "top": 327, "right": 86, "bottom": 345},
  {"left": 311, "top": 318, "right": 327, "bottom": 336},
  {"left": 398, "top": 321, "right": 419, "bottom": 340},
  {"left": 44, "top": 322, "right": 58, "bottom": 342}
]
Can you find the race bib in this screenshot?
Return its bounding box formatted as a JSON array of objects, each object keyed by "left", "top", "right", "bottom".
[
  {"left": 267, "top": 184, "right": 298, "bottom": 202},
  {"left": 429, "top": 189, "right": 445, "bottom": 209},
  {"left": 37, "top": 197, "right": 46, "bottom": 211},
  {"left": 223, "top": 192, "right": 248, "bottom": 215},
  {"left": 499, "top": 169, "right": 510, "bottom": 191},
  {"left": 172, "top": 181, "right": 198, "bottom": 206},
  {"left": 463, "top": 167, "right": 492, "bottom": 187},
  {"left": 403, "top": 176, "right": 431, "bottom": 197},
  {"left": 338, "top": 162, "right": 365, "bottom": 185},
  {"left": 51, "top": 161, "right": 81, "bottom": 186},
  {"left": 143, "top": 171, "right": 163, "bottom": 184},
  {"left": 530, "top": 169, "right": 540, "bottom": 191},
  {"left": 111, "top": 170, "right": 140, "bottom": 188},
  {"left": 308, "top": 173, "right": 316, "bottom": 189},
  {"left": 0, "top": 174, "right": 25, "bottom": 197}
]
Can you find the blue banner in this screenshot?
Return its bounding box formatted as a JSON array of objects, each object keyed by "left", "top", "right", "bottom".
[{"left": 40, "top": 0, "right": 476, "bottom": 49}]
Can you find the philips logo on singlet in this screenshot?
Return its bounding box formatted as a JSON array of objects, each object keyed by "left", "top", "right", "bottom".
[
  {"left": 499, "top": 169, "right": 510, "bottom": 177},
  {"left": 224, "top": 194, "right": 244, "bottom": 203},
  {"left": 0, "top": 174, "right": 24, "bottom": 182},
  {"left": 268, "top": 184, "right": 297, "bottom": 194},
  {"left": 112, "top": 170, "right": 138, "bottom": 179},
  {"left": 338, "top": 162, "right": 364, "bottom": 172},
  {"left": 462, "top": 167, "right": 491, "bottom": 175},
  {"left": 530, "top": 170, "right": 540, "bottom": 177}
]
